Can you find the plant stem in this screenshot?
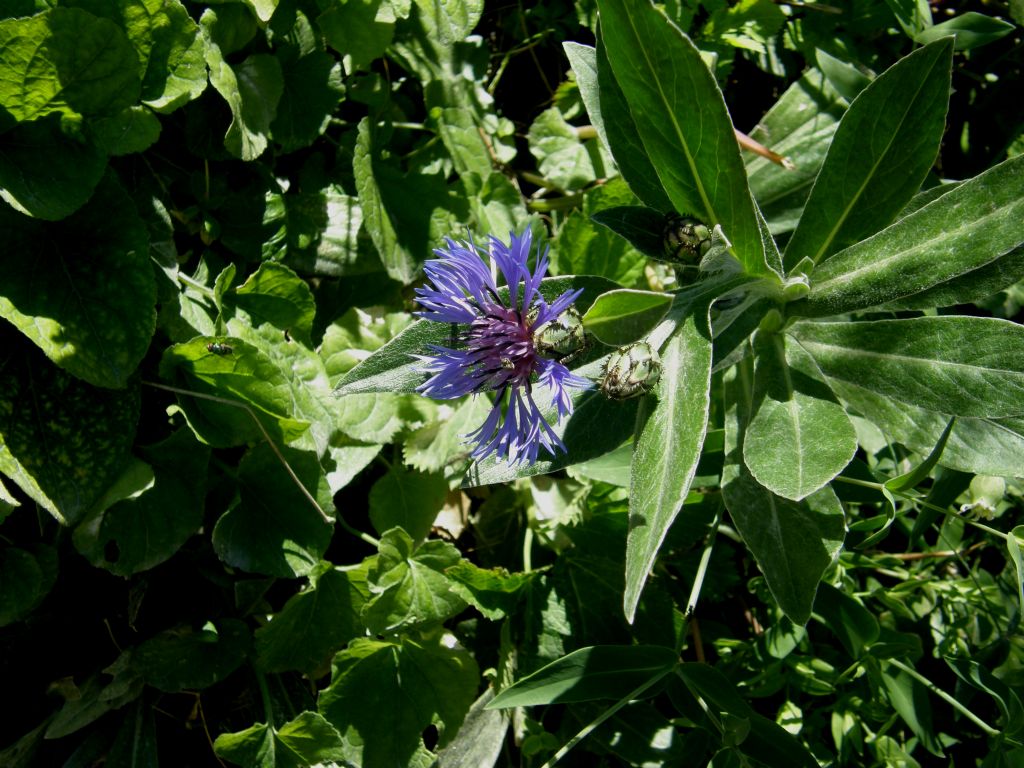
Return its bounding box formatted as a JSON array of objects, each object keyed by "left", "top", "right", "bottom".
[
  {"left": 255, "top": 669, "right": 275, "bottom": 729},
  {"left": 887, "top": 658, "right": 1001, "bottom": 737}
]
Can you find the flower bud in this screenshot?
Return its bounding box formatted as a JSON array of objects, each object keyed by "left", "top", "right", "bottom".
[
  {"left": 600, "top": 342, "right": 662, "bottom": 400},
  {"left": 662, "top": 214, "right": 711, "bottom": 266},
  {"left": 531, "top": 306, "right": 587, "bottom": 363}
]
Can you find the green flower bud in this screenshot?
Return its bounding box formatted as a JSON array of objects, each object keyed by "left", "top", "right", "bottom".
[
  {"left": 531, "top": 306, "right": 588, "bottom": 363},
  {"left": 662, "top": 214, "right": 711, "bottom": 266},
  {"left": 600, "top": 341, "right": 662, "bottom": 400}
]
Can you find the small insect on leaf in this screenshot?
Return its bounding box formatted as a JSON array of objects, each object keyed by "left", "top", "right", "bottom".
[{"left": 206, "top": 343, "right": 234, "bottom": 356}]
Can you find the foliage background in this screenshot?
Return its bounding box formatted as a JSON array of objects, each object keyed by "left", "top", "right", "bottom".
[{"left": 1, "top": 0, "right": 1024, "bottom": 765}]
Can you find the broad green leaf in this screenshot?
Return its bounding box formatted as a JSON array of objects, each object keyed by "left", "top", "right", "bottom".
[
  {"left": 0, "top": 8, "right": 140, "bottom": 122},
  {"left": 444, "top": 560, "right": 533, "bottom": 620},
  {"left": 745, "top": 68, "right": 846, "bottom": 236},
  {"left": 361, "top": 527, "right": 467, "bottom": 633},
  {"left": 783, "top": 39, "right": 953, "bottom": 268},
  {"left": 812, "top": 582, "right": 879, "bottom": 657},
  {"left": 135, "top": 0, "right": 207, "bottom": 112},
  {"left": 915, "top": 12, "right": 1015, "bottom": 49},
  {"left": 271, "top": 14, "right": 345, "bottom": 153},
  {"left": 402, "top": 396, "right": 492, "bottom": 473},
  {"left": 553, "top": 179, "right": 648, "bottom": 286},
  {"left": 0, "top": 173, "right": 154, "bottom": 387},
  {"left": 462, "top": 170, "right": 528, "bottom": 240},
  {"left": 703, "top": 0, "right": 785, "bottom": 53},
  {"left": 0, "top": 544, "right": 57, "bottom": 626},
  {"left": 528, "top": 106, "right": 604, "bottom": 192},
  {"left": 582, "top": 290, "right": 671, "bottom": 346},
  {"left": 793, "top": 154, "right": 1024, "bottom": 316},
  {"left": 88, "top": 106, "right": 161, "bottom": 156},
  {"left": 789, "top": 316, "right": 1024, "bottom": 418},
  {"left": 879, "top": 664, "right": 944, "bottom": 756},
  {"left": 815, "top": 50, "right": 872, "bottom": 102},
  {"left": 319, "top": 635, "right": 478, "bottom": 765},
  {"left": 743, "top": 333, "right": 856, "bottom": 501},
  {"left": 318, "top": 0, "right": 395, "bottom": 72},
  {"left": 333, "top": 275, "right": 619, "bottom": 394},
  {"left": 0, "top": 341, "right": 139, "bottom": 526},
  {"left": 0, "top": 114, "right": 107, "bottom": 220},
  {"left": 73, "top": 429, "right": 209, "bottom": 576},
  {"left": 254, "top": 562, "right": 368, "bottom": 674},
  {"left": 159, "top": 337, "right": 311, "bottom": 448},
  {"left": 597, "top": 0, "right": 767, "bottom": 275},
  {"left": 107, "top": 700, "right": 158, "bottom": 768},
  {"left": 488, "top": 645, "right": 678, "bottom": 708},
  {"left": 438, "top": 107, "right": 494, "bottom": 178},
  {"left": 134, "top": 620, "right": 250, "bottom": 693},
  {"left": 212, "top": 444, "right": 335, "bottom": 578},
  {"left": 229, "top": 261, "right": 316, "bottom": 346},
  {"left": 828, "top": 378, "right": 1024, "bottom": 477},
  {"left": 214, "top": 711, "right": 349, "bottom": 768},
  {"left": 624, "top": 295, "right": 714, "bottom": 621},
  {"left": 722, "top": 360, "right": 846, "bottom": 625},
  {"left": 203, "top": 10, "right": 283, "bottom": 160},
  {"left": 368, "top": 465, "right": 448, "bottom": 544}
]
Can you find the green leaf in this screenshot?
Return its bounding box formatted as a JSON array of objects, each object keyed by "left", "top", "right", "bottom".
[
  {"left": 318, "top": 635, "right": 478, "bottom": 765},
  {"left": 88, "top": 106, "right": 161, "bottom": 156},
  {"left": 361, "top": 527, "right": 467, "bottom": 633},
  {"left": 0, "top": 341, "right": 140, "bottom": 526},
  {"left": 488, "top": 645, "right": 678, "bottom": 708},
  {"left": 229, "top": 261, "right": 316, "bottom": 346},
  {"left": 107, "top": 699, "right": 159, "bottom": 768},
  {"left": 945, "top": 656, "right": 1024, "bottom": 738},
  {"left": 0, "top": 114, "right": 107, "bottom": 220},
  {"left": 743, "top": 333, "right": 856, "bottom": 501},
  {"left": 582, "top": 290, "right": 671, "bottom": 346},
  {"left": 438, "top": 107, "right": 496, "bottom": 178},
  {"left": 879, "top": 663, "right": 944, "bottom": 757},
  {"left": 915, "top": 12, "right": 1015, "bottom": 50},
  {"left": 254, "top": 562, "right": 368, "bottom": 674},
  {"left": 318, "top": 0, "right": 395, "bottom": 72},
  {"left": 565, "top": 40, "right": 673, "bottom": 211},
  {"left": 134, "top": 620, "right": 250, "bottom": 693},
  {"left": 745, "top": 68, "right": 846, "bottom": 236},
  {"left": 214, "top": 711, "right": 349, "bottom": 768},
  {"left": 885, "top": 417, "right": 954, "bottom": 492},
  {"left": 793, "top": 154, "right": 1024, "bottom": 316},
  {"left": 159, "top": 336, "right": 311, "bottom": 448},
  {"left": 212, "top": 444, "right": 335, "bottom": 578},
  {"left": 528, "top": 106, "right": 603, "bottom": 191},
  {"left": 334, "top": 275, "right": 619, "bottom": 394},
  {"left": 589, "top": 205, "right": 667, "bottom": 260},
  {"left": 133, "top": 0, "right": 207, "bottom": 112},
  {"left": 73, "top": 429, "right": 210, "bottom": 576},
  {"left": 0, "top": 544, "right": 57, "bottom": 627},
  {"left": 402, "top": 396, "right": 492, "bottom": 473},
  {"left": 829, "top": 378, "right": 1024, "bottom": 477},
  {"left": 815, "top": 49, "right": 872, "bottom": 102},
  {"left": 812, "top": 582, "right": 879, "bottom": 657},
  {"left": 1008, "top": 526, "right": 1024, "bottom": 615},
  {"left": 203, "top": 10, "right": 284, "bottom": 160},
  {"left": 444, "top": 560, "right": 533, "bottom": 620},
  {"left": 271, "top": 14, "right": 345, "bottom": 153},
  {"left": 788, "top": 316, "right": 1024, "bottom": 418},
  {"left": 597, "top": 0, "right": 767, "bottom": 275},
  {"left": 783, "top": 39, "right": 953, "bottom": 268},
  {"left": 553, "top": 179, "right": 648, "bottom": 286},
  {"left": 0, "top": 173, "right": 154, "bottom": 387},
  {"left": 368, "top": 465, "right": 448, "bottom": 544},
  {"left": 722, "top": 361, "right": 846, "bottom": 625},
  {"left": 0, "top": 8, "right": 141, "bottom": 122}
]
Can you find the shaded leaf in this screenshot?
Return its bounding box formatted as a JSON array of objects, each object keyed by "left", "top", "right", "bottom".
[
  {"left": 368, "top": 465, "right": 448, "bottom": 544},
  {"left": 135, "top": 620, "right": 250, "bottom": 693}
]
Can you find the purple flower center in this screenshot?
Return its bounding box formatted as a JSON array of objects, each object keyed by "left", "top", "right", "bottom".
[{"left": 465, "top": 303, "right": 536, "bottom": 387}]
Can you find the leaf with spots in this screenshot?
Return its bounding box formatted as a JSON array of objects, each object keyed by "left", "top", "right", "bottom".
[
  {"left": 0, "top": 338, "right": 139, "bottom": 526},
  {"left": 73, "top": 429, "right": 210, "bottom": 576},
  {"left": 0, "top": 173, "right": 155, "bottom": 389}
]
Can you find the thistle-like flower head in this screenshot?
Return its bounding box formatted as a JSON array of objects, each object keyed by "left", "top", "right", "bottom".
[{"left": 414, "top": 229, "right": 590, "bottom": 465}]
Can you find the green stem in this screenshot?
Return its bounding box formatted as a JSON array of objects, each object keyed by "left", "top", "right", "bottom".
[
  {"left": 686, "top": 505, "right": 722, "bottom": 618},
  {"left": 176, "top": 272, "right": 216, "bottom": 298},
  {"left": 255, "top": 669, "right": 275, "bottom": 729},
  {"left": 526, "top": 194, "right": 584, "bottom": 213},
  {"left": 887, "top": 658, "right": 1001, "bottom": 737}
]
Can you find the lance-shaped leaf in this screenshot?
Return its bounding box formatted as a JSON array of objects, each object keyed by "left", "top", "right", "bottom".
[
  {"left": 0, "top": 173, "right": 155, "bottom": 388},
  {"left": 563, "top": 41, "right": 673, "bottom": 212},
  {"left": 743, "top": 333, "right": 857, "bottom": 501},
  {"left": 788, "top": 316, "right": 1024, "bottom": 418},
  {"left": 722, "top": 360, "right": 846, "bottom": 625},
  {"left": 624, "top": 297, "right": 714, "bottom": 621},
  {"left": 582, "top": 289, "right": 672, "bottom": 346},
  {"left": 488, "top": 645, "right": 678, "bottom": 708},
  {"left": 793, "top": 154, "right": 1024, "bottom": 316},
  {"left": 597, "top": 0, "right": 768, "bottom": 275},
  {"left": 783, "top": 39, "right": 953, "bottom": 268}
]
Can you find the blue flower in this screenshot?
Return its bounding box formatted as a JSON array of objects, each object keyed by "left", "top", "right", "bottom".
[{"left": 414, "top": 230, "right": 591, "bottom": 465}]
